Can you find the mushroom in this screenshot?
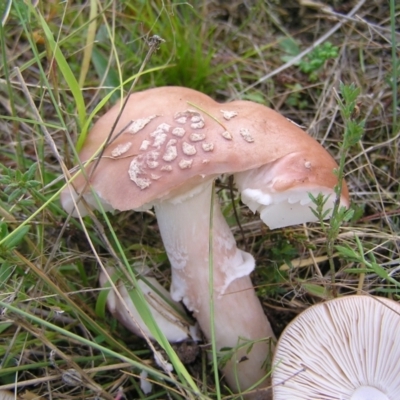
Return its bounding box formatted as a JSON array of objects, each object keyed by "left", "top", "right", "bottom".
[
  {"left": 272, "top": 295, "right": 400, "bottom": 400},
  {"left": 61, "top": 86, "right": 349, "bottom": 397},
  {"left": 99, "top": 266, "right": 198, "bottom": 342}
]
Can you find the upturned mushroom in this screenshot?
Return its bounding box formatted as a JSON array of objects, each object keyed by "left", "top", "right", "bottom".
[
  {"left": 272, "top": 295, "right": 400, "bottom": 400},
  {"left": 61, "top": 86, "right": 349, "bottom": 397},
  {"left": 99, "top": 266, "right": 197, "bottom": 342}
]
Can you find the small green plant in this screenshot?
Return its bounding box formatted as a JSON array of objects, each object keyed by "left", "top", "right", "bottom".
[
  {"left": 310, "top": 82, "right": 364, "bottom": 293},
  {"left": 280, "top": 38, "right": 339, "bottom": 81},
  {"left": 299, "top": 42, "right": 339, "bottom": 81},
  {"left": 0, "top": 163, "right": 40, "bottom": 208}
]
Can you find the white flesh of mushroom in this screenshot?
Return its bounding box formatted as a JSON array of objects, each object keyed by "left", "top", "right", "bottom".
[
  {"left": 238, "top": 186, "right": 337, "bottom": 229},
  {"left": 235, "top": 152, "right": 349, "bottom": 229}
]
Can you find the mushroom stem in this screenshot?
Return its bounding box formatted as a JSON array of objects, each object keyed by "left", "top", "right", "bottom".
[{"left": 155, "top": 181, "right": 275, "bottom": 396}]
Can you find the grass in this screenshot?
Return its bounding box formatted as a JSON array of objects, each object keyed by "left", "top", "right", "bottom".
[{"left": 0, "top": 0, "right": 399, "bottom": 399}]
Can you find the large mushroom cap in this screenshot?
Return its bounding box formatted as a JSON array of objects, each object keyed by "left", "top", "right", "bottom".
[
  {"left": 272, "top": 295, "right": 400, "bottom": 400},
  {"left": 61, "top": 86, "right": 348, "bottom": 216}
]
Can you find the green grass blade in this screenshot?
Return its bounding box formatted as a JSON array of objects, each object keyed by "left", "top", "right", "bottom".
[{"left": 35, "top": 11, "right": 86, "bottom": 128}]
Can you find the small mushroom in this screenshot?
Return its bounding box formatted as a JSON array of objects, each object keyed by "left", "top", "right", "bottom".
[
  {"left": 272, "top": 295, "right": 400, "bottom": 400},
  {"left": 99, "top": 267, "right": 197, "bottom": 342},
  {"left": 61, "top": 86, "right": 349, "bottom": 397}
]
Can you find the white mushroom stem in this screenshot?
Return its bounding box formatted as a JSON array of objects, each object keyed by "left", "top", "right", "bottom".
[{"left": 155, "top": 181, "right": 275, "bottom": 395}]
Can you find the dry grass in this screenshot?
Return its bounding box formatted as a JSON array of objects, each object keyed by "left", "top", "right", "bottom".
[{"left": 0, "top": 0, "right": 399, "bottom": 399}]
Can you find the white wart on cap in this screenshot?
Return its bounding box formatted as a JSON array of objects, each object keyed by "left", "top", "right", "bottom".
[{"left": 272, "top": 295, "right": 400, "bottom": 400}]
